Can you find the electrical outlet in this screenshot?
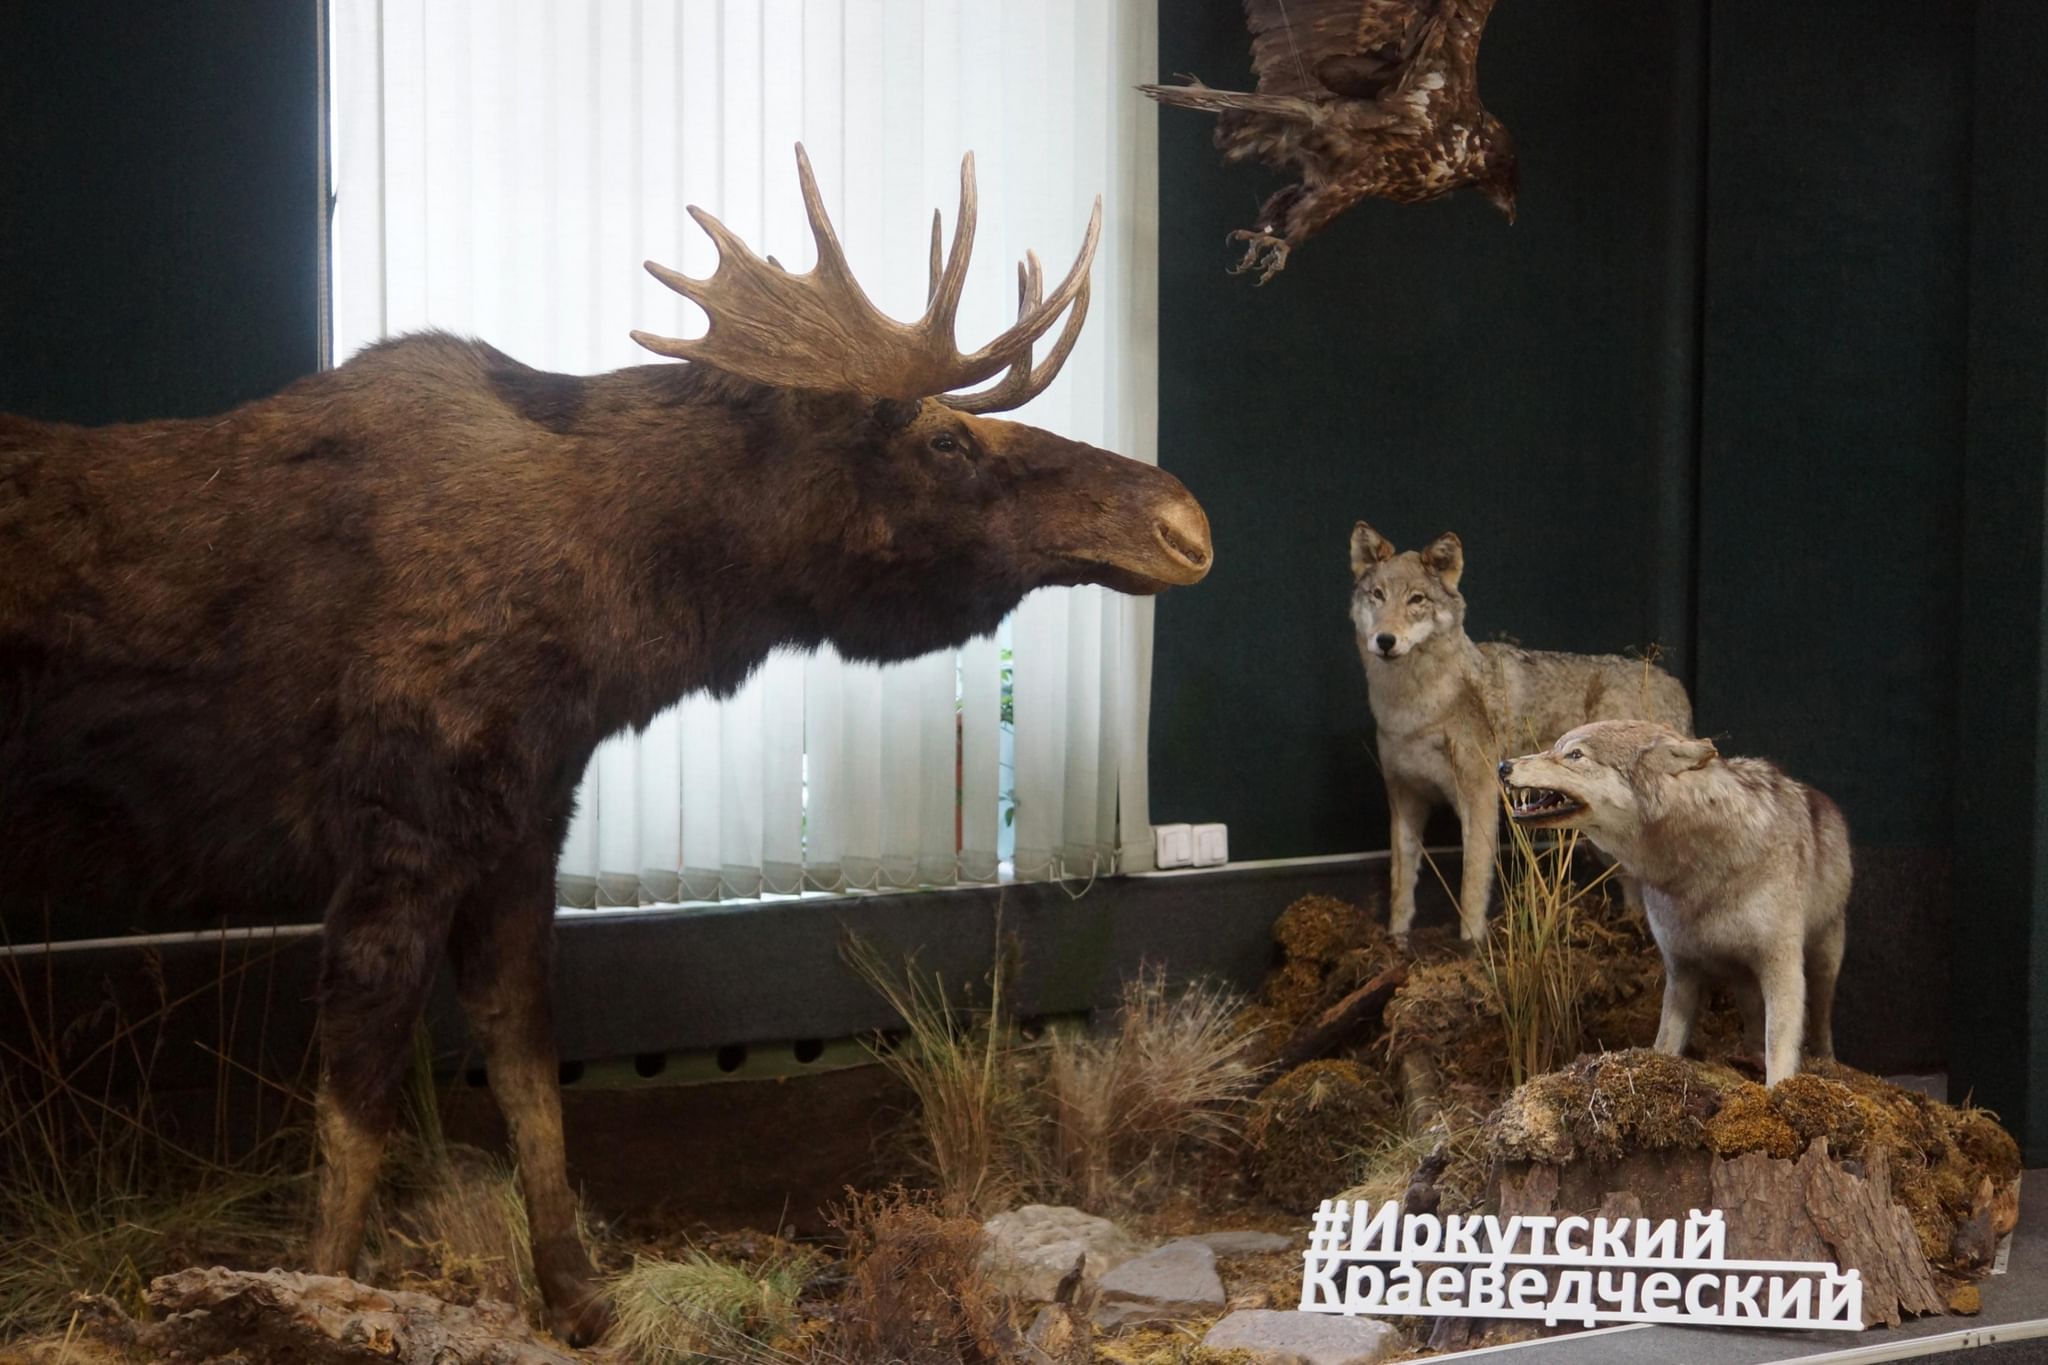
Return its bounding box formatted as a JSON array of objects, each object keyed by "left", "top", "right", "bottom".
[
  {"left": 1154, "top": 823, "right": 1193, "bottom": 868},
  {"left": 1191, "top": 822, "right": 1228, "bottom": 867}
]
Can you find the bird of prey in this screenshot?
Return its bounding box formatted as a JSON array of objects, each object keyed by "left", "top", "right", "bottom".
[{"left": 1142, "top": 0, "right": 1517, "bottom": 283}]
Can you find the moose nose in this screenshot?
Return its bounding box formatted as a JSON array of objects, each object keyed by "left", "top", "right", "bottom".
[
  {"left": 1152, "top": 497, "right": 1213, "bottom": 582},
  {"left": 1374, "top": 633, "right": 1396, "bottom": 654},
  {"left": 1497, "top": 759, "right": 1514, "bottom": 783}
]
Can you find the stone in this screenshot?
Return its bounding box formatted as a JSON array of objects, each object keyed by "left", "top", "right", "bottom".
[
  {"left": 1189, "top": 1229, "right": 1296, "bottom": 1256},
  {"left": 1090, "top": 1238, "right": 1226, "bottom": 1329},
  {"left": 982, "top": 1204, "right": 1149, "bottom": 1304},
  {"left": 1201, "top": 1309, "right": 1401, "bottom": 1365}
]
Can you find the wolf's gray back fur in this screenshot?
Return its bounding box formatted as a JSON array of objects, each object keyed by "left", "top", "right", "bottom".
[{"left": 1349, "top": 521, "right": 1692, "bottom": 939}]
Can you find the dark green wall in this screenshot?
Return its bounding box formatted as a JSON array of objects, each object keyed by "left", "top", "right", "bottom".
[
  {"left": 1953, "top": 0, "right": 2048, "bottom": 1164},
  {"left": 0, "top": 2, "right": 322, "bottom": 423},
  {"left": 1152, "top": 0, "right": 1971, "bottom": 863},
  {"left": 1153, "top": 1, "right": 2048, "bottom": 1151},
  {"left": 1152, "top": 0, "right": 1710, "bottom": 861}
]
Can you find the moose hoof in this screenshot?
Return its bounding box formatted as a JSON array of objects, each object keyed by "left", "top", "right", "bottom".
[{"left": 542, "top": 1271, "right": 613, "bottom": 1347}]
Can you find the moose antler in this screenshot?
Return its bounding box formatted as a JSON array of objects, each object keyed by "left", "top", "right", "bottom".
[{"left": 632, "top": 144, "right": 1100, "bottom": 413}]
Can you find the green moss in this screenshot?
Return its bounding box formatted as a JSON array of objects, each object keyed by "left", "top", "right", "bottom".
[
  {"left": 1484, "top": 1050, "right": 2025, "bottom": 1277},
  {"left": 1247, "top": 1060, "right": 1398, "bottom": 1207},
  {"left": 1704, "top": 1086, "right": 1801, "bottom": 1159},
  {"left": 1271, "top": 895, "right": 1376, "bottom": 966},
  {"left": 1488, "top": 1050, "right": 1733, "bottom": 1165},
  {"left": 1768, "top": 1074, "right": 1869, "bottom": 1156}
]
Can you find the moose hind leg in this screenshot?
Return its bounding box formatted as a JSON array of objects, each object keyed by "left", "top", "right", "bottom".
[
  {"left": 452, "top": 866, "right": 609, "bottom": 1345},
  {"left": 308, "top": 873, "right": 459, "bottom": 1278}
]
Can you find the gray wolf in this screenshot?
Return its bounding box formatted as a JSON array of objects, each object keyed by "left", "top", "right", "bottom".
[
  {"left": 1499, "top": 719, "right": 1850, "bottom": 1086},
  {"left": 1351, "top": 521, "right": 1693, "bottom": 940}
]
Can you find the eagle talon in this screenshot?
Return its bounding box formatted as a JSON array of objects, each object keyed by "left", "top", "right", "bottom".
[{"left": 1226, "top": 230, "right": 1291, "bottom": 285}]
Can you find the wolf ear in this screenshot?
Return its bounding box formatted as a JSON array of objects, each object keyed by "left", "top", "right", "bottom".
[
  {"left": 1637, "top": 735, "right": 1718, "bottom": 777},
  {"left": 1422, "top": 532, "right": 1464, "bottom": 590},
  {"left": 1350, "top": 521, "right": 1395, "bottom": 579}
]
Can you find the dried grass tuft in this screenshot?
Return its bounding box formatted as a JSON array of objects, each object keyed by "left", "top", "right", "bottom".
[
  {"left": 841, "top": 935, "right": 1042, "bottom": 1218},
  {"left": 607, "top": 1245, "right": 822, "bottom": 1364},
  {"left": 1483, "top": 815, "right": 1604, "bottom": 1088},
  {"left": 1041, "top": 967, "right": 1259, "bottom": 1212},
  {"left": 826, "top": 1186, "right": 1012, "bottom": 1365}
]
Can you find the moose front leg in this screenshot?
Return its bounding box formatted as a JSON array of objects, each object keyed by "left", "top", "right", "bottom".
[
  {"left": 452, "top": 860, "right": 609, "bottom": 1345},
  {"left": 308, "top": 858, "right": 461, "bottom": 1278}
]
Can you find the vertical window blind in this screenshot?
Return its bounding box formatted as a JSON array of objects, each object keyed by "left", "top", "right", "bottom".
[{"left": 329, "top": 0, "right": 1162, "bottom": 904}]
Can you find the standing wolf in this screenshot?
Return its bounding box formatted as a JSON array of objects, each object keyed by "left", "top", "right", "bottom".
[
  {"left": 1499, "top": 720, "right": 1850, "bottom": 1086},
  {"left": 1350, "top": 521, "right": 1691, "bottom": 939}
]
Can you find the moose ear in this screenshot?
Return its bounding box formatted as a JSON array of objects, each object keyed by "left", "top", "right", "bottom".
[
  {"left": 1350, "top": 521, "right": 1394, "bottom": 579},
  {"left": 1638, "top": 735, "right": 1717, "bottom": 777},
  {"left": 1421, "top": 532, "right": 1464, "bottom": 590}
]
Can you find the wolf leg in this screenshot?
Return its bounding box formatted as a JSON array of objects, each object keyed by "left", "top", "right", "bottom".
[
  {"left": 1804, "top": 916, "right": 1844, "bottom": 1061},
  {"left": 308, "top": 851, "right": 462, "bottom": 1277},
  {"left": 1652, "top": 960, "right": 1702, "bottom": 1057},
  {"left": 1453, "top": 782, "right": 1499, "bottom": 941},
  {"left": 1386, "top": 779, "right": 1430, "bottom": 935},
  {"left": 450, "top": 849, "right": 611, "bottom": 1346},
  {"left": 1757, "top": 950, "right": 1808, "bottom": 1086}
]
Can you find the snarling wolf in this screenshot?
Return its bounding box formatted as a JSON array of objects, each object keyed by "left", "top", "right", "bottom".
[
  {"left": 1499, "top": 720, "right": 1850, "bottom": 1086},
  {"left": 1350, "top": 522, "right": 1692, "bottom": 940}
]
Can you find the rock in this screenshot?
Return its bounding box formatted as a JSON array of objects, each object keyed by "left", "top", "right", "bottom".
[
  {"left": 982, "top": 1204, "right": 1149, "bottom": 1303},
  {"left": 1202, "top": 1309, "right": 1400, "bottom": 1365},
  {"left": 1189, "top": 1229, "right": 1296, "bottom": 1256},
  {"left": 1091, "top": 1238, "right": 1226, "bottom": 1329}
]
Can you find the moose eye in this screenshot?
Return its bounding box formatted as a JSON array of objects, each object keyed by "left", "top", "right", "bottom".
[
  {"left": 1407, "top": 593, "right": 1426, "bottom": 606},
  {"left": 928, "top": 432, "right": 964, "bottom": 456}
]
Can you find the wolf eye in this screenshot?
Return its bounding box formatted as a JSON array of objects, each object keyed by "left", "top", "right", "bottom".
[
  {"left": 1368, "top": 588, "right": 1385, "bottom": 602},
  {"left": 1566, "top": 749, "right": 1584, "bottom": 761},
  {"left": 928, "top": 433, "right": 962, "bottom": 455},
  {"left": 1407, "top": 593, "right": 1426, "bottom": 606}
]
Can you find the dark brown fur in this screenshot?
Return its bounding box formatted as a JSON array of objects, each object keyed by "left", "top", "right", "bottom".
[{"left": 0, "top": 331, "right": 1209, "bottom": 1341}]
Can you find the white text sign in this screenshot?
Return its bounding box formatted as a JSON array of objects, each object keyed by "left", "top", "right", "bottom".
[{"left": 1298, "top": 1200, "right": 1863, "bottom": 1332}]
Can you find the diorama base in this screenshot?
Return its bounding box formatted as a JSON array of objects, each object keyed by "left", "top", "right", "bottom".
[{"left": 1428, "top": 1168, "right": 2047, "bottom": 1365}]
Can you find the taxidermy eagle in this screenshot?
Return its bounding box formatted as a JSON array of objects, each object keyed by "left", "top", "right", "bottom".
[{"left": 1142, "top": 0, "right": 1517, "bottom": 283}]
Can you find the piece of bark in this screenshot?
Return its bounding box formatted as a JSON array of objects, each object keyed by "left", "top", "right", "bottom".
[
  {"left": 141, "top": 1267, "right": 585, "bottom": 1365},
  {"left": 1711, "top": 1139, "right": 1947, "bottom": 1327},
  {"left": 1274, "top": 964, "right": 1409, "bottom": 1073},
  {"left": 1397, "top": 1045, "right": 1443, "bottom": 1138}
]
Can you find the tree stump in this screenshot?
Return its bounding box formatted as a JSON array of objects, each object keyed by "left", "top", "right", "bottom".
[
  {"left": 1491, "top": 1137, "right": 1948, "bottom": 1328},
  {"left": 141, "top": 1267, "right": 587, "bottom": 1364}
]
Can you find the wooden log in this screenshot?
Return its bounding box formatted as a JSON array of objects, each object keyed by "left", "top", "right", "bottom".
[
  {"left": 1272, "top": 963, "right": 1409, "bottom": 1073},
  {"left": 1396, "top": 1045, "right": 1442, "bottom": 1137},
  {"left": 141, "top": 1267, "right": 586, "bottom": 1365}
]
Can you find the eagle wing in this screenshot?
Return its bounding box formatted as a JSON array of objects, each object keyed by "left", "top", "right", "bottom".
[
  {"left": 1428, "top": 0, "right": 1500, "bottom": 107},
  {"left": 1245, "top": 0, "right": 1444, "bottom": 100}
]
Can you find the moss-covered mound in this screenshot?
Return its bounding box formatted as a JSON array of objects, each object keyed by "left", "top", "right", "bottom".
[
  {"left": 1245, "top": 1060, "right": 1398, "bottom": 1207},
  {"left": 1254, "top": 895, "right": 1403, "bottom": 1026},
  {"left": 1487, "top": 1050, "right": 2022, "bottom": 1271}
]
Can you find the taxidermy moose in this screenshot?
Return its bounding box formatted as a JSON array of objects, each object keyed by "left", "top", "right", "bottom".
[{"left": 0, "top": 146, "right": 1210, "bottom": 1341}]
